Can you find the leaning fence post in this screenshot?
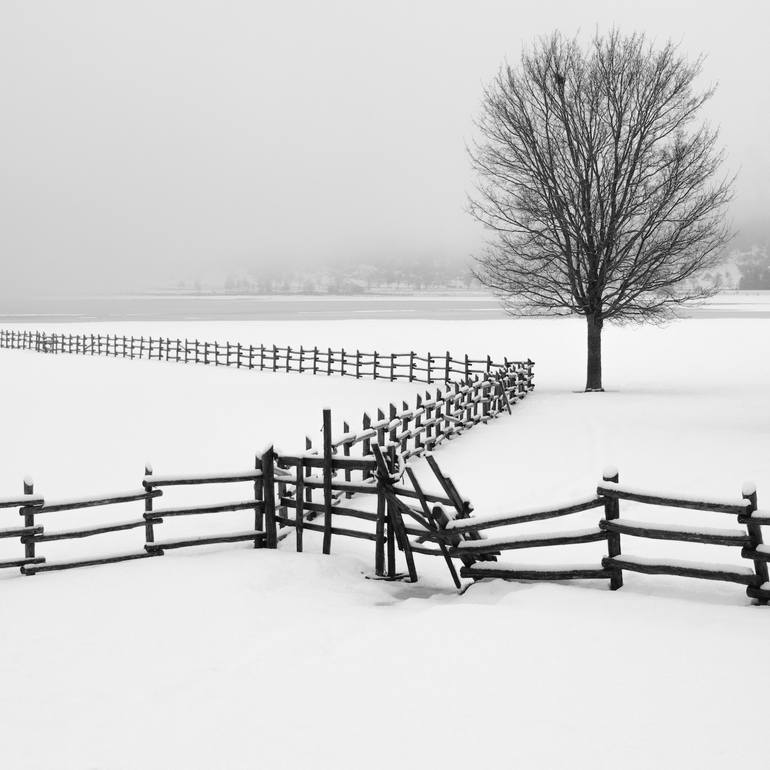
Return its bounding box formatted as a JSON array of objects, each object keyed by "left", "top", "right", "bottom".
[
  {"left": 322, "top": 408, "right": 334, "bottom": 555},
  {"left": 742, "top": 482, "right": 768, "bottom": 604},
  {"left": 603, "top": 467, "right": 623, "bottom": 590},
  {"left": 374, "top": 445, "right": 386, "bottom": 577},
  {"left": 261, "top": 446, "right": 277, "bottom": 548}
]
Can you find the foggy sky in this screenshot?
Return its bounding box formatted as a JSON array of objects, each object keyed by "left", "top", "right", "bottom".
[{"left": 1, "top": 0, "right": 767, "bottom": 296}]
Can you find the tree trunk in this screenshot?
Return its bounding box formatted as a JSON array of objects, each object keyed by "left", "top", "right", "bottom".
[{"left": 585, "top": 313, "right": 603, "bottom": 392}]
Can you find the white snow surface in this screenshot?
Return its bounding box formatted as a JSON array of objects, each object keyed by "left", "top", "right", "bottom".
[{"left": 1, "top": 315, "right": 770, "bottom": 769}]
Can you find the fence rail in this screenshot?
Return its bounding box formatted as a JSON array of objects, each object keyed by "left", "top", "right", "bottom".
[
  {"left": 448, "top": 469, "right": 768, "bottom": 605},
  {"left": 2, "top": 437, "right": 768, "bottom": 608},
  {"left": 0, "top": 328, "right": 534, "bottom": 386}
]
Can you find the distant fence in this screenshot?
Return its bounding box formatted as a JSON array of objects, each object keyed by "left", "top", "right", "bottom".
[{"left": 0, "top": 328, "right": 534, "bottom": 386}]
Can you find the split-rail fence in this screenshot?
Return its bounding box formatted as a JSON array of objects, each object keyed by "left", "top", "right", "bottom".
[{"left": 0, "top": 328, "right": 533, "bottom": 386}]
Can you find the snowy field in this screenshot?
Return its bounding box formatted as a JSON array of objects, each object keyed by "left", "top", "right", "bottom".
[{"left": 1, "top": 310, "right": 769, "bottom": 769}]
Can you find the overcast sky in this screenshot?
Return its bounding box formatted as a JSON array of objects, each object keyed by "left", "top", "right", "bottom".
[{"left": 1, "top": 0, "right": 767, "bottom": 296}]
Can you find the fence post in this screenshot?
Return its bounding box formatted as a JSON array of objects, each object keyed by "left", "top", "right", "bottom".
[
  {"left": 373, "top": 350, "right": 379, "bottom": 379},
  {"left": 444, "top": 351, "right": 450, "bottom": 383},
  {"left": 261, "top": 446, "right": 277, "bottom": 548},
  {"left": 414, "top": 394, "right": 423, "bottom": 453},
  {"left": 295, "top": 458, "right": 304, "bottom": 552},
  {"left": 355, "top": 351, "right": 361, "bottom": 379},
  {"left": 322, "top": 408, "right": 334, "bottom": 555},
  {"left": 376, "top": 408, "right": 386, "bottom": 446},
  {"left": 312, "top": 346, "right": 318, "bottom": 375},
  {"left": 22, "top": 477, "right": 36, "bottom": 571},
  {"left": 400, "top": 401, "right": 409, "bottom": 454},
  {"left": 389, "top": 353, "right": 395, "bottom": 382},
  {"left": 143, "top": 464, "right": 157, "bottom": 549},
  {"left": 603, "top": 467, "right": 623, "bottom": 590},
  {"left": 409, "top": 351, "right": 415, "bottom": 382},
  {"left": 742, "top": 482, "right": 768, "bottom": 604},
  {"left": 362, "top": 412, "right": 372, "bottom": 480},
  {"left": 342, "top": 421, "right": 352, "bottom": 498},
  {"left": 304, "top": 436, "right": 314, "bottom": 507},
  {"left": 385, "top": 447, "right": 397, "bottom": 577},
  {"left": 254, "top": 454, "right": 264, "bottom": 542},
  {"left": 286, "top": 346, "right": 291, "bottom": 373},
  {"left": 374, "top": 444, "right": 386, "bottom": 577},
  {"left": 326, "top": 347, "right": 332, "bottom": 376},
  {"left": 388, "top": 403, "right": 397, "bottom": 444}
]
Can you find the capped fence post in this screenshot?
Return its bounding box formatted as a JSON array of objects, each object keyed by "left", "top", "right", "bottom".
[
  {"left": 388, "top": 403, "right": 397, "bottom": 444},
  {"left": 143, "top": 464, "right": 157, "bottom": 549},
  {"left": 742, "top": 482, "right": 768, "bottom": 604},
  {"left": 602, "top": 467, "right": 623, "bottom": 590},
  {"left": 21, "top": 477, "right": 36, "bottom": 571}
]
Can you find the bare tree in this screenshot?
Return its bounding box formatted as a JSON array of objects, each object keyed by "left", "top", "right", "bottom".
[{"left": 469, "top": 30, "right": 733, "bottom": 391}]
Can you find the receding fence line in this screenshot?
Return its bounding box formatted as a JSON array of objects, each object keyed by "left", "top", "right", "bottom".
[{"left": 0, "top": 328, "right": 535, "bottom": 388}]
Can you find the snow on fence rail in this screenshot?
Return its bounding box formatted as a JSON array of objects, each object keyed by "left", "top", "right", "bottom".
[
  {"left": 2, "top": 442, "right": 769, "bottom": 606},
  {"left": 0, "top": 328, "right": 534, "bottom": 386},
  {"left": 450, "top": 468, "right": 768, "bottom": 605}
]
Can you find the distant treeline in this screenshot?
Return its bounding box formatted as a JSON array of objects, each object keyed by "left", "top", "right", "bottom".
[
  {"left": 736, "top": 248, "right": 770, "bottom": 290},
  {"left": 179, "top": 257, "right": 481, "bottom": 295}
]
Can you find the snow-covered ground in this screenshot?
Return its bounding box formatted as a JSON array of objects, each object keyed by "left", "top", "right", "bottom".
[{"left": 1, "top": 312, "right": 769, "bottom": 769}]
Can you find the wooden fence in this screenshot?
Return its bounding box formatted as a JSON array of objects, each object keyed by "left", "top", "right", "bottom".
[
  {"left": 434, "top": 468, "right": 769, "bottom": 605},
  {"left": 0, "top": 328, "right": 534, "bottom": 386},
  {"left": 3, "top": 441, "right": 769, "bottom": 607}
]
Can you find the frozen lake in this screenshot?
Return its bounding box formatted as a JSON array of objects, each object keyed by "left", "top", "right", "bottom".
[{"left": 1, "top": 291, "right": 769, "bottom": 322}]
